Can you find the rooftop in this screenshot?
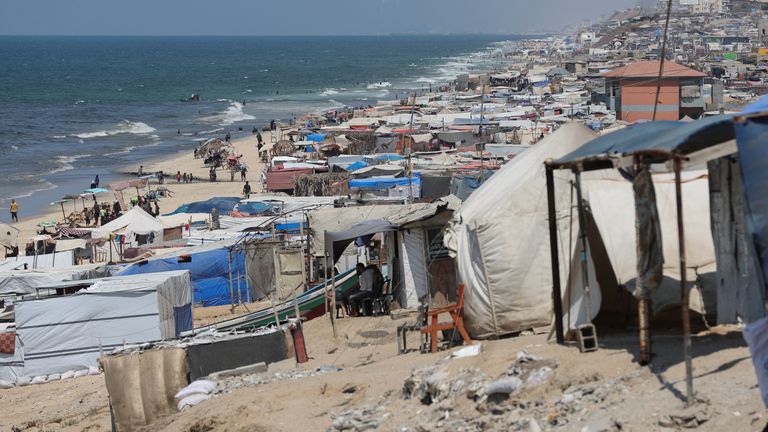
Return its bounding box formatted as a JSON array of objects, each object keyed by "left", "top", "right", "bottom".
[{"left": 603, "top": 60, "right": 707, "bottom": 79}]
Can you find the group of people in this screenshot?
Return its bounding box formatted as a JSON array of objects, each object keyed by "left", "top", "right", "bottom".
[
  {"left": 174, "top": 171, "right": 195, "bottom": 183},
  {"left": 83, "top": 201, "right": 122, "bottom": 226}
]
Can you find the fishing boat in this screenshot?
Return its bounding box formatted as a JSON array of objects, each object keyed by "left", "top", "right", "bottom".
[{"left": 183, "top": 269, "right": 358, "bottom": 335}]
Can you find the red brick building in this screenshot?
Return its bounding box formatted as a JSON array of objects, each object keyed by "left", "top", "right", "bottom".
[{"left": 604, "top": 61, "right": 707, "bottom": 122}]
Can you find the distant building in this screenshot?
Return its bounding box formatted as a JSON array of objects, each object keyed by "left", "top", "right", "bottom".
[{"left": 604, "top": 60, "right": 707, "bottom": 122}]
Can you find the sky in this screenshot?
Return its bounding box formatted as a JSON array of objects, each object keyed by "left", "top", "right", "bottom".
[{"left": 0, "top": 0, "right": 639, "bottom": 36}]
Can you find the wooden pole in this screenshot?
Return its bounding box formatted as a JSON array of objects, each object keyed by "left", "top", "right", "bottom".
[
  {"left": 235, "top": 247, "right": 243, "bottom": 306},
  {"left": 674, "top": 157, "right": 694, "bottom": 405},
  {"left": 323, "top": 253, "right": 329, "bottom": 316},
  {"left": 545, "top": 162, "right": 565, "bottom": 344},
  {"left": 227, "top": 249, "right": 235, "bottom": 314},
  {"left": 330, "top": 250, "right": 338, "bottom": 339},
  {"left": 573, "top": 169, "right": 593, "bottom": 322}
]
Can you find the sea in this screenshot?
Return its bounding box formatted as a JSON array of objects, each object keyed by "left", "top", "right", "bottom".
[{"left": 0, "top": 35, "right": 523, "bottom": 218}]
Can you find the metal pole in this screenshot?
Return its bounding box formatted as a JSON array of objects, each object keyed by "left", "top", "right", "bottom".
[
  {"left": 546, "top": 163, "right": 565, "bottom": 344},
  {"left": 573, "top": 169, "right": 593, "bottom": 322},
  {"left": 227, "top": 249, "right": 235, "bottom": 314},
  {"left": 235, "top": 247, "right": 243, "bottom": 306},
  {"left": 243, "top": 244, "right": 251, "bottom": 303},
  {"left": 674, "top": 157, "right": 694, "bottom": 405}
]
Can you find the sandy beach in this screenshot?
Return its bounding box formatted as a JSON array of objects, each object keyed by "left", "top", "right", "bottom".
[{"left": 8, "top": 130, "right": 274, "bottom": 255}]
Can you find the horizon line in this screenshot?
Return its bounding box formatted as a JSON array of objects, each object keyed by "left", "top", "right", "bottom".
[{"left": 0, "top": 32, "right": 555, "bottom": 38}]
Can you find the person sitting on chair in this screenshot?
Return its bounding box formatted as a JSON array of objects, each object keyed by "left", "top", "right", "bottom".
[{"left": 349, "top": 264, "right": 383, "bottom": 316}]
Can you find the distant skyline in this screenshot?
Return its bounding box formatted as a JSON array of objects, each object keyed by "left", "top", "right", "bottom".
[{"left": 0, "top": 0, "right": 639, "bottom": 36}]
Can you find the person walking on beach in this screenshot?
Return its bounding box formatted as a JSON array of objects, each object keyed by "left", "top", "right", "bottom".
[
  {"left": 84, "top": 208, "right": 91, "bottom": 226},
  {"left": 92, "top": 202, "right": 100, "bottom": 226},
  {"left": 240, "top": 164, "right": 247, "bottom": 181},
  {"left": 225, "top": 132, "right": 231, "bottom": 143},
  {"left": 176, "top": 171, "right": 181, "bottom": 183},
  {"left": 9, "top": 200, "right": 18, "bottom": 223},
  {"left": 270, "top": 119, "right": 276, "bottom": 132},
  {"left": 242, "top": 181, "right": 251, "bottom": 198}
]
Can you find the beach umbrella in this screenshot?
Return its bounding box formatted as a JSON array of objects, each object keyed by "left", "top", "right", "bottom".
[{"left": 50, "top": 199, "right": 70, "bottom": 219}]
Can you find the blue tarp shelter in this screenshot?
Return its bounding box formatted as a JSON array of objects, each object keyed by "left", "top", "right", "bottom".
[
  {"left": 165, "top": 197, "right": 242, "bottom": 216},
  {"left": 118, "top": 242, "right": 250, "bottom": 307},
  {"left": 366, "top": 154, "right": 404, "bottom": 162},
  {"left": 349, "top": 173, "right": 421, "bottom": 190},
  {"left": 346, "top": 161, "right": 369, "bottom": 172},
  {"left": 306, "top": 133, "right": 326, "bottom": 142}
]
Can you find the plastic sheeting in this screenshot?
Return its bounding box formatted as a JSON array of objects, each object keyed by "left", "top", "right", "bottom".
[
  {"left": 93, "top": 206, "right": 165, "bottom": 246},
  {"left": 118, "top": 241, "right": 249, "bottom": 307},
  {"left": 349, "top": 173, "right": 421, "bottom": 190},
  {"left": 10, "top": 271, "right": 191, "bottom": 379},
  {"left": 165, "top": 197, "right": 242, "bottom": 216},
  {"left": 735, "top": 117, "right": 768, "bottom": 321}
]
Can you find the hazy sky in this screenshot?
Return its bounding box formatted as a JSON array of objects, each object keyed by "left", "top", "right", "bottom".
[{"left": 0, "top": 0, "right": 639, "bottom": 36}]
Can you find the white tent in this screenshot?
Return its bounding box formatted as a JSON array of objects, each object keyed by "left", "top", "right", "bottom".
[
  {"left": 1, "top": 270, "right": 192, "bottom": 381},
  {"left": 92, "top": 206, "right": 166, "bottom": 247},
  {"left": 445, "top": 122, "right": 717, "bottom": 339}
]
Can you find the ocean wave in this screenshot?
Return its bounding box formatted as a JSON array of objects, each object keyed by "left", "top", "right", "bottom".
[
  {"left": 415, "top": 77, "right": 436, "bottom": 84},
  {"left": 51, "top": 153, "right": 91, "bottom": 174},
  {"left": 10, "top": 145, "right": 18, "bottom": 151},
  {"left": 199, "top": 127, "right": 224, "bottom": 135},
  {"left": 52, "top": 135, "right": 66, "bottom": 139},
  {"left": 6, "top": 180, "right": 58, "bottom": 202},
  {"left": 73, "top": 120, "right": 156, "bottom": 139},
  {"left": 319, "top": 88, "right": 340, "bottom": 96},
  {"left": 201, "top": 102, "right": 256, "bottom": 126},
  {"left": 104, "top": 146, "right": 137, "bottom": 157},
  {"left": 367, "top": 81, "right": 391, "bottom": 89}
]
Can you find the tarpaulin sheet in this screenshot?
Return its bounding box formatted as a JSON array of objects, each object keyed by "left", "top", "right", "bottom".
[
  {"left": 165, "top": 197, "right": 242, "bottom": 216},
  {"left": 118, "top": 248, "right": 249, "bottom": 307},
  {"left": 632, "top": 165, "right": 664, "bottom": 299},
  {"left": 101, "top": 347, "right": 188, "bottom": 431},
  {"left": 736, "top": 118, "right": 768, "bottom": 310},
  {"left": 349, "top": 173, "right": 421, "bottom": 190},
  {"left": 306, "top": 133, "right": 326, "bottom": 142}
]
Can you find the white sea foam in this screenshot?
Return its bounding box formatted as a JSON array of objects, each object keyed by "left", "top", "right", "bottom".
[
  {"left": 52, "top": 135, "right": 66, "bottom": 139},
  {"left": 50, "top": 154, "right": 91, "bottom": 174},
  {"left": 8, "top": 180, "right": 58, "bottom": 202},
  {"left": 416, "top": 77, "right": 436, "bottom": 84},
  {"left": 10, "top": 145, "right": 18, "bottom": 151},
  {"left": 199, "top": 127, "right": 224, "bottom": 135},
  {"left": 74, "top": 120, "right": 156, "bottom": 139},
  {"left": 319, "top": 88, "right": 339, "bottom": 96},
  {"left": 201, "top": 102, "right": 256, "bottom": 126},
  {"left": 105, "top": 146, "right": 137, "bottom": 157},
  {"left": 367, "top": 81, "right": 392, "bottom": 89}
]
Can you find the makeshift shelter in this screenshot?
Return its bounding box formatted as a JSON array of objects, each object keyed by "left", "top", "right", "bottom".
[
  {"left": 164, "top": 197, "right": 242, "bottom": 216},
  {"left": 444, "top": 122, "right": 718, "bottom": 339},
  {"left": 0, "top": 270, "right": 192, "bottom": 382},
  {"left": 92, "top": 206, "right": 167, "bottom": 247},
  {"left": 117, "top": 239, "right": 250, "bottom": 307}
]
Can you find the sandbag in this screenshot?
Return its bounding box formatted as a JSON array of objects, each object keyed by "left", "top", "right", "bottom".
[
  {"left": 175, "top": 380, "right": 217, "bottom": 400},
  {"left": 73, "top": 369, "right": 89, "bottom": 378},
  {"left": 0, "top": 379, "right": 15, "bottom": 389},
  {"left": 61, "top": 370, "right": 75, "bottom": 380},
  {"left": 88, "top": 366, "right": 101, "bottom": 376},
  {"left": 47, "top": 374, "right": 61, "bottom": 382},
  {"left": 177, "top": 393, "right": 210, "bottom": 411},
  {"left": 16, "top": 376, "right": 31, "bottom": 387},
  {"left": 30, "top": 376, "right": 47, "bottom": 385}
]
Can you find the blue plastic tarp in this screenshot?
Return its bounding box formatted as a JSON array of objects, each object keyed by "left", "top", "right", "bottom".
[
  {"left": 735, "top": 118, "right": 768, "bottom": 297},
  {"left": 306, "top": 133, "right": 326, "bottom": 142},
  {"left": 346, "top": 161, "right": 369, "bottom": 172},
  {"left": 349, "top": 173, "right": 421, "bottom": 190},
  {"left": 118, "top": 246, "right": 250, "bottom": 307},
  {"left": 740, "top": 95, "right": 768, "bottom": 116},
  {"left": 235, "top": 201, "right": 273, "bottom": 215},
  {"left": 368, "top": 154, "right": 404, "bottom": 162},
  {"left": 165, "top": 197, "right": 241, "bottom": 216}
]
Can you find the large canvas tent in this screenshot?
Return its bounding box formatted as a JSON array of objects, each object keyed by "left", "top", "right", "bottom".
[
  {"left": 445, "top": 122, "right": 717, "bottom": 339},
  {"left": 0, "top": 270, "right": 192, "bottom": 381}
]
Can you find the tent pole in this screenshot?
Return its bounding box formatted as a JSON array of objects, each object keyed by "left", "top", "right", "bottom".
[
  {"left": 227, "top": 248, "right": 235, "bottom": 314},
  {"left": 674, "top": 157, "right": 694, "bottom": 406},
  {"left": 323, "top": 253, "right": 329, "bottom": 316},
  {"left": 236, "top": 247, "right": 243, "bottom": 306},
  {"left": 634, "top": 156, "right": 652, "bottom": 366},
  {"left": 330, "top": 251, "right": 338, "bottom": 339},
  {"left": 545, "top": 162, "right": 565, "bottom": 345},
  {"left": 573, "top": 169, "right": 593, "bottom": 322}
]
